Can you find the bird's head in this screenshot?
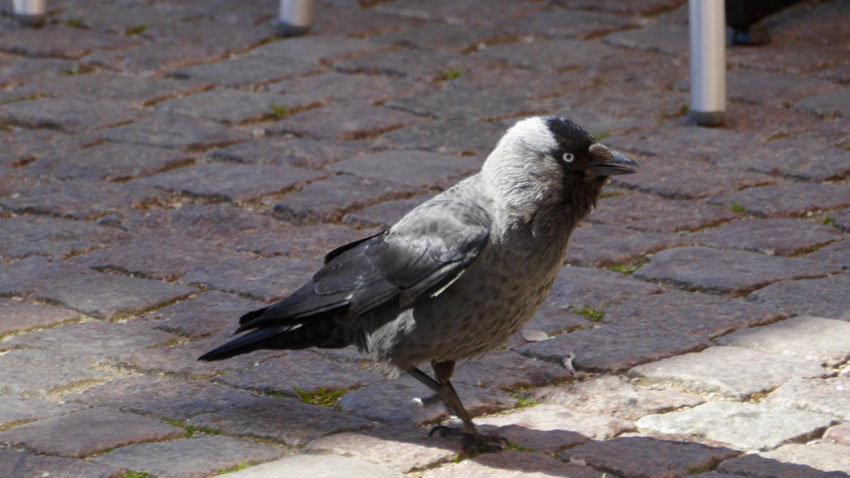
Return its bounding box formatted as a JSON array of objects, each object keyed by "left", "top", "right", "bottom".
[{"left": 482, "top": 116, "right": 638, "bottom": 219}]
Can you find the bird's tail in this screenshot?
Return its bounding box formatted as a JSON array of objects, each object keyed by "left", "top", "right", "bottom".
[{"left": 197, "top": 326, "right": 284, "bottom": 361}]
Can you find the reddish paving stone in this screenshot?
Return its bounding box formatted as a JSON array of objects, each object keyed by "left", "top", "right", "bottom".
[
  {"left": 708, "top": 183, "right": 850, "bottom": 218},
  {"left": 28, "top": 72, "right": 208, "bottom": 107},
  {"left": 375, "top": 22, "right": 510, "bottom": 54},
  {"left": 0, "top": 97, "right": 145, "bottom": 133},
  {"left": 689, "top": 218, "right": 845, "bottom": 256},
  {"left": 0, "top": 25, "right": 138, "bottom": 59},
  {"left": 249, "top": 35, "right": 389, "bottom": 65},
  {"left": 573, "top": 85, "right": 689, "bottom": 123},
  {"left": 806, "top": 239, "right": 850, "bottom": 270},
  {"left": 0, "top": 408, "right": 183, "bottom": 458},
  {"left": 266, "top": 102, "right": 421, "bottom": 140},
  {"left": 634, "top": 246, "right": 841, "bottom": 294},
  {"left": 374, "top": 119, "right": 504, "bottom": 156},
  {"left": 498, "top": 7, "right": 635, "bottom": 39},
  {"left": 561, "top": 436, "right": 740, "bottom": 478},
  {"left": 476, "top": 405, "right": 632, "bottom": 442},
  {"left": 472, "top": 38, "right": 619, "bottom": 70},
  {"left": 0, "top": 299, "right": 80, "bottom": 338},
  {"left": 102, "top": 112, "right": 249, "bottom": 150},
  {"left": 450, "top": 350, "right": 573, "bottom": 391},
  {"left": 181, "top": 254, "right": 315, "bottom": 302},
  {"left": 573, "top": 48, "right": 687, "bottom": 91},
  {"left": 145, "top": 291, "right": 265, "bottom": 339},
  {"left": 344, "top": 194, "right": 434, "bottom": 229},
  {"left": 722, "top": 102, "right": 822, "bottom": 141},
  {"left": 565, "top": 223, "right": 687, "bottom": 267},
  {"left": 747, "top": 274, "right": 850, "bottom": 320},
  {"left": 0, "top": 348, "right": 105, "bottom": 396},
  {"left": 718, "top": 453, "right": 848, "bottom": 478},
  {"left": 135, "top": 162, "right": 326, "bottom": 204},
  {"left": 386, "top": 87, "right": 547, "bottom": 122},
  {"left": 588, "top": 192, "right": 739, "bottom": 233},
  {"left": 726, "top": 69, "right": 840, "bottom": 107},
  {"left": 93, "top": 435, "right": 284, "bottom": 478},
  {"left": 273, "top": 174, "right": 418, "bottom": 225},
  {"left": 188, "top": 395, "right": 374, "bottom": 447},
  {"left": 166, "top": 56, "right": 320, "bottom": 88},
  {"left": 0, "top": 447, "right": 122, "bottom": 478},
  {"left": 328, "top": 150, "right": 480, "bottom": 189},
  {"left": 422, "top": 450, "right": 604, "bottom": 478},
  {"left": 156, "top": 89, "right": 322, "bottom": 124},
  {"left": 269, "top": 71, "right": 422, "bottom": 105},
  {"left": 306, "top": 424, "right": 457, "bottom": 472},
  {"left": 0, "top": 397, "right": 85, "bottom": 429}
]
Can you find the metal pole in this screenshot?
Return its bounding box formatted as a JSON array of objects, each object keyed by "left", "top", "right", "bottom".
[
  {"left": 278, "top": 0, "right": 315, "bottom": 36},
  {"left": 688, "top": 0, "right": 726, "bottom": 126},
  {"left": 13, "top": 0, "right": 47, "bottom": 27}
]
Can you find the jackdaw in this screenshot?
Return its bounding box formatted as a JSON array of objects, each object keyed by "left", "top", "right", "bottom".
[{"left": 199, "top": 116, "right": 638, "bottom": 452}]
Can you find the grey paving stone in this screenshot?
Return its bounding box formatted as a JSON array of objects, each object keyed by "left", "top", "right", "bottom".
[
  {"left": 815, "top": 64, "right": 850, "bottom": 85},
  {"left": 497, "top": 7, "right": 635, "bottom": 39},
  {"left": 636, "top": 401, "right": 837, "bottom": 451},
  {"left": 268, "top": 71, "right": 422, "bottom": 105},
  {"left": 28, "top": 71, "right": 208, "bottom": 107},
  {"left": 386, "top": 87, "right": 545, "bottom": 121},
  {"left": 92, "top": 435, "right": 284, "bottom": 478},
  {"left": 0, "top": 299, "right": 80, "bottom": 338},
  {"left": 716, "top": 316, "right": 850, "bottom": 367},
  {"left": 207, "top": 136, "right": 374, "bottom": 169},
  {"left": 722, "top": 101, "right": 824, "bottom": 141},
  {"left": 311, "top": 4, "right": 429, "bottom": 38},
  {"left": 333, "top": 48, "right": 490, "bottom": 80},
  {"left": 718, "top": 453, "right": 849, "bottom": 478},
  {"left": 0, "top": 408, "right": 184, "bottom": 457},
  {"left": 630, "top": 346, "right": 829, "bottom": 399},
  {"left": 606, "top": 125, "right": 759, "bottom": 164},
  {"left": 157, "top": 88, "right": 322, "bottom": 124},
  {"left": 825, "top": 423, "right": 850, "bottom": 445},
  {"left": 422, "top": 450, "right": 604, "bottom": 478},
  {"left": 0, "top": 97, "right": 144, "bottom": 133},
  {"left": 794, "top": 89, "right": 850, "bottom": 118},
  {"left": 450, "top": 349, "right": 573, "bottom": 391},
  {"left": 807, "top": 239, "right": 850, "bottom": 270},
  {"left": 727, "top": 69, "right": 840, "bottom": 107},
  {"left": 82, "top": 39, "right": 232, "bottom": 76},
  {"left": 471, "top": 38, "right": 618, "bottom": 70},
  {"left": 328, "top": 150, "right": 479, "bottom": 189},
  {"left": 0, "top": 447, "right": 122, "bottom": 478},
  {"left": 27, "top": 142, "right": 194, "bottom": 182},
  {"left": 374, "top": 119, "right": 504, "bottom": 156},
  {"left": 68, "top": 376, "right": 260, "bottom": 421},
  {"left": 266, "top": 102, "right": 421, "bottom": 140},
  {"left": 742, "top": 140, "right": 850, "bottom": 182},
  {"left": 760, "top": 443, "right": 850, "bottom": 475},
  {"left": 565, "top": 223, "right": 687, "bottom": 267},
  {"left": 188, "top": 396, "right": 374, "bottom": 447},
  {"left": 690, "top": 219, "right": 845, "bottom": 256},
  {"left": 747, "top": 273, "right": 850, "bottom": 320},
  {"left": 181, "top": 254, "right": 314, "bottom": 302},
  {"left": 562, "top": 436, "right": 739, "bottom": 477},
  {"left": 145, "top": 290, "right": 264, "bottom": 339},
  {"left": 273, "top": 174, "right": 418, "bottom": 225},
  {"left": 588, "top": 192, "right": 740, "bottom": 233},
  {"left": 135, "top": 162, "right": 326, "bottom": 204},
  {"left": 532, "top": 375, "right": 705, "bottom": 422},
  {"left": 727, "top": 38, "right": 847, "bottom": 75},
  {"left": 0, "top": 25, "right": 138, "bottom": 59},
  {"left": 0, "top": 396, "right": 85, "bottom": 429},
  {"left": 374, "top": 22, "right": 508, "bottom": 53},
  {"left": 0, "top": 128, "right": 92, "bottom": 169},
  {"left": 604, "top": 23, "right": 689, "bottom": 56},
  {"left": 708, "top": 183, "right": 850, "bottom": 218},
  {"left": 102, "top": 112, "right": 249, "bottom": 150},
  {"left": 762, "top": 376, "right": 850, "bottom": 420},
  {"left": 0, "top": 57, "right": 78, "bottom": 88},
  {"left": 634, "top": 246, "right": 841, "bottom": 294},
  {"left": 224, "top": 223, "right": 375, "bottom": 261},
  {"left": 117, "top": 203, "right": 280, "bottom": 241},
  {"left": 573, "top": 84, "right": 689, "bottom": 124},
  {"left": 476, "top": 404, "right": 633, "bottom": 442},
  {"left": 226, "top": 454, "right": 402, "bottom": 478},
  {"left": 343, "top": 194, "right": 434, "bottom": 229},
  {"left": 249, "top": 35, "right": 388, "bottom": 65},
  {"left": 0, "top": 348, "right": 104, "bottom": 396},
  {"left": 167, "top": 56, "right": 320, "bottom": 88}
]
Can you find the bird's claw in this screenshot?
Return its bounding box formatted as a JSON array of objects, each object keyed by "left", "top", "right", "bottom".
[{"left": 428, "top": 425, "right": 507, "bottom": 454}]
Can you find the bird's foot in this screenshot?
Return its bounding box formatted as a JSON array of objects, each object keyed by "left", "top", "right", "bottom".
[{"left": 428, "top": 425, "right": 507, "bottom": 454}]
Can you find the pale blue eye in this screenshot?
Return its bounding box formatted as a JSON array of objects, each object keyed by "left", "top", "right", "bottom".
[{"left": 562, "top": 153, "right": 575, "bottom": 163}]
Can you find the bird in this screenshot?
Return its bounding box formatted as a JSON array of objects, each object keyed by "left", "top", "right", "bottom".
[{"left": 199, "top": 116, "right": 638, "bottom": 453}]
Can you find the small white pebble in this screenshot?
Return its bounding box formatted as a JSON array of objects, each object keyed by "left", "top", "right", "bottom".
[{"left": 251, "top": 128, "right": 266, "bottom": 138}]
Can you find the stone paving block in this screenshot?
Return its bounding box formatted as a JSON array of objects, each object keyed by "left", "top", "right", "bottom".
[
  {"left": 824, "top": 208, "right": 850, "bottom": 233},
  {"left": 794, "top": 89, "right": 850, "bottom": 118},
  {"left": 374, "top": 119, "right": 504, "bottom": 156},
  {"left": 588, "top": 192, "right": 739, "bottom": 233},
  {"left": 450, "top": 350, "right": 573, "bottom": 391},
  {"left": 0, "top": 348, "right": 105, "bottom": 396},
  {"left": 82, "top": 40, "right": 232, "bottom": 76},
  {"left": 807, "top": 239, "right": 850, "bottom": 270},
  {"left": 690, "top": 219, "right": 845, "bottom": 256},
  {"left": 611, "top": 155, "right": 777, "bottom": 199},
  {"left": 333, "top": 48, "right": 490, "bottom": 80},
  {"left": 727, "top": 38, "right": 846, "bottom": 75},
  {"left": 471, "top": 38, "right": 618, "bottom": 70},
  {"left": 306, "top": 424, "right": 457, "bottom": 472},
  {"left": 573, "top": 83, "right": 690, "bottom": 122},
  {"left": 637, "top": 401, "right": 837, "bottom": 451},
  {"left": 762, "top": 376, "right": 850, "bottom": 420},
  {"left": 343, "top": 194, "right": 434, "bottom": 229},
  {"left": 726, "top": 69, "right": 840, "bottom": 107},
  {"left": 338, "top": 375, "right": 515, "bottom": 425},
  {"left": 273, "top": 174, "right": 418, "bottom": 225},
  {"left": 0, "top": 299, "right": 80, "bottom": 338},
  {"left": 226, "top": 223, "right": 376, "bottom": 261},
  {"left": 157, "top": 89, "right": 322, "bottom": 124},
  {"left": 741, "top": 139, "right": 850, "bottom": 182},
  {"left": 213, "top": 350, "right": 385, "bottom": 395},
  {"left": 0, "top": 97, "right": 145, "bottom": 133},
  {"left": 0, "top": 396, "right": 85, "bottom": 430},
  {"left": 92, "top": 435, "right": 284, "bottom": 478},
  {"left": 718, "top": 453, "right": 849, "bottom": 478},
  {"left": 476, "top": 404, "right": 633, "bottom": 442},
  {"left": 118, "top": 203, "right": 279, "bottom": 240},
  {"left": 207, "top": 136, "right": 374, "bottom": 169},
  {"left": 825, "top": 423, "right": 850, "bottom": 445},
  {"left": 606, "top": 125, "right": 758, "bottom": 164},
  {"left": 328, "top": 150, "right": 479, "bottom": 189},
  {"left": 564, "top": 223, "right": 687, "bottom": 267},
  {"left": 722, "top": 101, "right": 823, "bottom": 141},
  {"left": 707, "top": 183, "right": 850, "bottom": 218},
  {"left": 604, "top": 23, "right": 689, "bottom": 56},
  {"left": 532, "top": 375, "right": 705, "bottom": 422},
  {"left": 135, "top": 162, "right": 326, "bottom": 204},
  {"left": 386, "top": 87, "right": 545, "bottom": 121},
  {"left": 0, "top": 25, "right": 138, "bottom": 59},
  {"left": 266, "top": 101, "right": 421, "bottom": 140},
  {"left": 0, "top": 408, "right": 184, "bottom": 457},
  {"left": 167, "top": 56, "right": 320, "bottom": 88},
  {"left": 497, "top": 7, "right": 635, "bottom": 40},
  {"left": 561, "top": 436, "right": 739, "bottom": 478},
  {"left": 716, "top": 316, "right": 850, "bottom": 367},
  {"left": 188, "top": 396, "right": 374, "bottom": 447},
  {"left": 0, "top": 128, "right": 93, "bottom": 169},
  {"left": 0, "top": 447, "right": 122, "bottom": 478},
  {"left": 375, "top": 22, "right": 509, "bottom": 53},
  {"left": 29, "top": 71, "right": 208, "bottom": 107},
  {"left": 249, "top": 35, "right": 389, "bottom": 65},
  {"left": 375, "top": 0, "right": 536, "bottom": 25},
  {"left": 747, "top": 274, "right": 850, "bottom": 319},
  {"left": 28, "top": 142, "right": 194, "bottom": 182},
  {"left": 630, "top": 346, "right": 829, "bottom": 399},
  {"left": 422, "top": 450, "right": 604, "bottom": 478},
  {"left": 145, "top": 290, "right": 264, "bottom": 339},
  {"left": 760, "top": 443, "right": 850, "bottom": 475},
  {"left": 634, "top": 246, "right": 840, "bottom": 294},
  {"left": 102, "top": 112, "right": 249, "bottom": 150},
  {"left": 269, "top": 71, "right": 422, "bottom": 105},
  {"left": 181, "top": 254, "right": 314, "bottom": 302},
  {"left": 815, "top": 64, "right": 850, "bottom": 85},
  {"left": 0, "top": 57, "right": 78, "bottom": 88},
  {"left": 226, "top": 453, "right": 402, "bottom": 478}
]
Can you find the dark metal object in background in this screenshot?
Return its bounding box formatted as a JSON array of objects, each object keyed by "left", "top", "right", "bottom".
[{"left": 726, "top": 0, "right": 801, "bottom": 45}]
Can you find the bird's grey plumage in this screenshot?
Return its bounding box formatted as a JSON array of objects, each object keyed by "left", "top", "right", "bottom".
[{"left": 199, "top": 116, "right": 637, "bottom": 451}]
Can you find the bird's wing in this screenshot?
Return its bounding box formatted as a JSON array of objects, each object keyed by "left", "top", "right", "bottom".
[{"left": 237, "top": 199, "right": 491, "bottom": 332}]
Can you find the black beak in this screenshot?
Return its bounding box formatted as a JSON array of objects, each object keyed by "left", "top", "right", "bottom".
[{"left": 582, "top": 143, "right": 638, "bottom": 176}]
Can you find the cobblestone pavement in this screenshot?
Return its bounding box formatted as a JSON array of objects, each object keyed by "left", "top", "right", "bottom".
[{"left": 1, "top": 0, "right": 849, "bottom": 477}]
